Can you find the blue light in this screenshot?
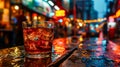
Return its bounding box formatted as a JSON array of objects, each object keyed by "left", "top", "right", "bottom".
[
  {"left": 58, "top": 19, "right": 63, "bottom": 23},
  {"left": 102, "top": 40, "right": 106, "bottom": 45},
  {"left": 34, "top": 0, "right": 42, "bottom": 6},
  {"left": 34, "top": 0, "right": 41, "bottom": 3},
  {"left": 43, "top": 0, "right": 48, "bottom": 1},
  {"left": 107, "top": 9, "right": 110, "bottom": 13},
  {"left": 91, "top": 27, "right": 94, "bottom": 30},
  {"left": 90, "top": 24, "right": 93, "bottom": 27},
  {"left": 69, "top": 15, "right": 73, "bottom": 18},
  {"left": 48, "top": 24, "right": 52, "bottom": 28},
  {"left": 95, "top": 24, "right": 99, "bottom": 27},
  {"left": 49, "top": 12, "right": 54, "bottom": 17}
]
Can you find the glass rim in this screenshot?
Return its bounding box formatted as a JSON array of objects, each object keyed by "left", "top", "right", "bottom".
[{"left": 22, "top": 21, "right": 54, "bottom": 29}]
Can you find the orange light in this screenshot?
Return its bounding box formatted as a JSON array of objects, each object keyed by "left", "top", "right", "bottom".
[
  {"left": 116, "top": 9, "right": 120, "bottom": 17},
  {"left": 53, "top": 38, "right": 67, "bottom": 54},
  {"left": 32, "top": 13, "right": 37, "bottom": 20},
  {"left": 32, "top": 13, "right": 37, "bottom": 17},
  {"left": 113, "top": 45, "right": 120, "bottom": 55},
  {"left": 54, "top": 45, "right": 65, "bottom": 54},
  {"left": 55, "top": 10, "right": 65, "bottom": 17}
]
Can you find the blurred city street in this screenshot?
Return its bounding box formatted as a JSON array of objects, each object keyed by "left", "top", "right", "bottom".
[
  {"left": 0, "top": 0, "right": 120, "bottom": 67},
  {"left": 59, "top": 33, "right": 120, "bottom": 67}
]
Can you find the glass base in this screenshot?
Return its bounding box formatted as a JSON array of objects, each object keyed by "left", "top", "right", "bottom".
[{"left": 25, "top": 52, "right": 51, "bottom": 58}]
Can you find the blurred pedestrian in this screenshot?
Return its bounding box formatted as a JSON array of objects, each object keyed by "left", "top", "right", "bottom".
[
  {"left": 108, "top": 25, "right": 115, "bottom": 40},
  {"left": 85, "top": 24, "right": 90, "bottom": 39},
  {"left": 102, "top": 22, "right": 108, "bottom": 39}
]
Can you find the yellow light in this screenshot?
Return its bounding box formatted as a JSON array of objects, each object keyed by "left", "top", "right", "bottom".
[
  {"left": 77, "top": 19, "right": 79, "bottom": 22},
  {"left": 14, "top": 5, "right": 19, "bottom": 10},
  {"left": 79, "top": 43, "right": 83, "bottom": 48},
  {"left": 54, "top": 45, "right": 65, "bottom": 54},
  {"left": 70, "top": 18, "right": 73, "bottom": 20},
  {"left": 33, "top": 16, "right": 37, "bottom": 20},
  {"left": 38, "top": 16, "right": 41, "bottom": 20},
  {"left": 84, "top": 20, "right": 86, "bottom": 23},
  {"left": 65, "top": 21, "right": 69, "bottom": 26},
  {"left": 98, "top": 19, "right": 101, "bottom": 22},
  {"left": 79, "top": 36, "right": 83, "bottom": 42},
  {"left": 69, "top": 23, "right": 72, "bottom": 27},
  {"left": 55, "top": 10, "right": 65, "bottom": 17},
  {"left": 78, "top": 23, "right": 82, "bottom": 27},
  {"left": 79, "top": 19, "right": 83, "bottom": 22},
  {"left": 116, "top": 9, "right": 120, "bottom": 17}
]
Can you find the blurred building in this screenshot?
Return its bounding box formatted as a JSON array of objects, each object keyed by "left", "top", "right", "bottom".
[
  {"left": 113, "top": 0, "right": 120, "bottom": 12},
  {"left": 105, "top": 0, "right": 114, "bottom": 17},
  {"left": 105, "top": 0, "right": 120, "bottom": 21},
  {"left": 53, "top": 0, "right": 98, "bottom": 20},
  {"left": 76, "top": 0, "right": 98, "bottom": 20}
]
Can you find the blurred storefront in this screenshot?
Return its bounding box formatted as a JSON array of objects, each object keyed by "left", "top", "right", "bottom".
[
  {"left": 0, "top": 0, "right": 13, "bottom": 47},
  {"left": 0, "top": 0, "right": 54, "bottom": 48},
  {"left": 0, "top": 0, "right": 10, "bottom": 29},
  {"left": 10, "top": 0, "right": 54, "bottom": 24}
]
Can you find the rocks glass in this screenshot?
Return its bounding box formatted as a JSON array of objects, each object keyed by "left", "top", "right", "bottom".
[{"left": 22, "top": 21, "right": 54, "bottom": 58}]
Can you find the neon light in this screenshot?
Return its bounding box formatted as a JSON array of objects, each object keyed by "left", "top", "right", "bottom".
[
  {"left": 55, "top": 10, "right": 65, "bottom": 17},
  {"left": 48, "top": 1, "right": 54, "bottom": 6},
  {"left": 116, "top": 9, "right": 120, "bottom": 17},
  {"left": 54, "top": 5, "right": 60, "bottom": 10}
]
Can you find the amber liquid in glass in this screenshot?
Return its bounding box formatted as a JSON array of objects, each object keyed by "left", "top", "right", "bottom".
[{"left": 23, "top": 27, "right": 54, "bottom": 56}]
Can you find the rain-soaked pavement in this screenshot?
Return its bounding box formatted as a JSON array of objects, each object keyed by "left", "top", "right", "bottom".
[
  {"left": 0, "top": 32, "right": 120, "bottom": 67},
  {"left": 59, "top": 35, "right": 120, "bottom": 67}
]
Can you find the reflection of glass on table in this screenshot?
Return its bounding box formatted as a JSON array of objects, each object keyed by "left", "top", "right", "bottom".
[
  {"left": 24, "top": 56, "right": 52, "bottom": 67},
  {"left": 22, "top": 21, "right": 54, "bottom": 58},
  {"left": 53, "top": 38, "right": 67, "bottom": 55}
]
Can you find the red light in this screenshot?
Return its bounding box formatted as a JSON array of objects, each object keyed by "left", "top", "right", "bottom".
[{"left": 32, "top": 13, "right": 37, "bottom": 17}]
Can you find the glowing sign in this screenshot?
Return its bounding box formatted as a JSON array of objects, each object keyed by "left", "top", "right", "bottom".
[
  {"left": 55, "top": 10, "right": 65, "bottom": 17},
  {"left": 116, "top": 9, "right": 120, "bottom": 17}
]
